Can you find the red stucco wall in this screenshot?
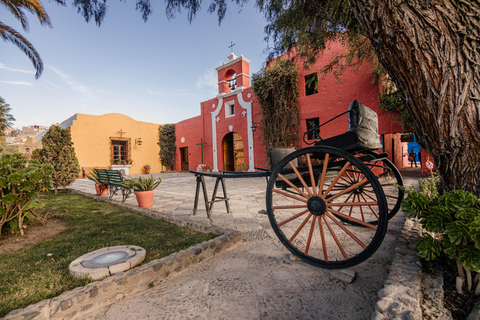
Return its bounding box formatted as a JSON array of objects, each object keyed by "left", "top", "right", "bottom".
[
  {"left": 175, "top": 42, "right": 408, "bottom": 172},
  {"left": 293, "top": 41, "right": 405, "bottom": 150},
  {"left": 175, "top": 115, "right": 204, "bottom": 171}
]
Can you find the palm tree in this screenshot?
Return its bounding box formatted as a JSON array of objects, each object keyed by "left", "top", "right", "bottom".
[{"left": 0, "top": 0, "right": 59, "bottom": 79}]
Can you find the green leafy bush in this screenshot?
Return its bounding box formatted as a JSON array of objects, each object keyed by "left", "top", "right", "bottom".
[
  {"left": 0, "top": 153, "right": 53, "bottom": 235},
  {"left": 158, "top": 124, "right": 176, "bottom": 170},
  {"left": 402, "top": 185, "right": 480, "bottom": 294},
  {"left": 34, "top": 125, "right": 80, "bottom": 194},
  {"left": 122, "top": 175, "right": 162, "bottom": 192}
]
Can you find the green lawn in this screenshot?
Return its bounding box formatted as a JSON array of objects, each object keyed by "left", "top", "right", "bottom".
[{"left": 0, "top": 191, "right": 217, "bottom": 317}]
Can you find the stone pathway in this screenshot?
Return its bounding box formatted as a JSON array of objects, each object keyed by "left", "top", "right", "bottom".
[{"left": 67, "top": 168, "right": 420, "bottom": 320}]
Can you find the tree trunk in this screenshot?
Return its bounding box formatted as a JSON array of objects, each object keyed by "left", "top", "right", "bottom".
[
  {"left": 349, "top": 0, "right": 480, "bottom": 195},
  {"left": 17, "top": 204, "right": 24, "bottom": 236}
]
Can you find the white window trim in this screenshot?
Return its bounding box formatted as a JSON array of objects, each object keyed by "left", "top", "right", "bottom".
[{"left": 225, "top": 100, "right": 235, "bottom": 118}]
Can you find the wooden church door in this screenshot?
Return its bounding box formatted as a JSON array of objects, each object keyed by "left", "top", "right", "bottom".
[
  {"left": 223, "top": 132, "right": 244, "bottom": 171},
  {"left": 233, "top": 132, "right": 244, "bottom": 170},
  {"left": 180, "top": 147, "right": 189, "bottom": 171}
]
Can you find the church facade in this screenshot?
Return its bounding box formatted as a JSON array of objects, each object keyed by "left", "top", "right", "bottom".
[{"left": 176, "top": 43, "right": 408, "bottom": 172}]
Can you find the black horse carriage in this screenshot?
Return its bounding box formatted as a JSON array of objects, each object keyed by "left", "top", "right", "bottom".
[{"left": 266, "top": 100, "right": 404, "bottom": 269}]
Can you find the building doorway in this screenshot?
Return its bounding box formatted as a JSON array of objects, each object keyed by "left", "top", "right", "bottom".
[
  {"left": 180, "top": 147, "right": 189, "bottom": 171},
  {"left": 223, "top": 132, "right": 244, "bottom": 171}
]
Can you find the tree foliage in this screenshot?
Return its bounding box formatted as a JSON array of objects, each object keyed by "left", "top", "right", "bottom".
[
  {"left": 252, "top": 58, "right": 299, "bottom": 149},
  {"left": 0, "top": 96, "right": 16, "bottom": 154},
  {"left": 34, "top": 126, "right": 80, "bottom": 194},
  {"left": 0, "top": 97, "right": 15, "bottom": 134},
  {"left": 158, "top": 124, "right": 176, "bottom": 170},
  {"left": 378, "top": 86, "right": 413, "bottom": 132}
]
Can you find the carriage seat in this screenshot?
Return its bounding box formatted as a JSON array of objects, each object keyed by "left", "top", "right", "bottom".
[{"left": 315, "top": 100, "right": 383, "bottom": 152}]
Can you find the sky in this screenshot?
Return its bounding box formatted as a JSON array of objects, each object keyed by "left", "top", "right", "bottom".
[{"left": 0, "top": 0, "right": 270, "bottom": 129}]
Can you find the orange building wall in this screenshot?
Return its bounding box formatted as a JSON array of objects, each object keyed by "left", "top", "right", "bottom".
[{"left": 67, "top": 113, "right": 161, "bottom": 175}]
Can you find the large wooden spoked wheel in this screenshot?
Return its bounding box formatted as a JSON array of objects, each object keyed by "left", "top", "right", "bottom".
[{"left": 266, "top": 146, "right": 388, "bottom": 269}]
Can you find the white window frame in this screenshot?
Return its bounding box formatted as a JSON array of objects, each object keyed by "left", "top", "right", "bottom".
[{"left": 225, "top": 100, "right": 235, "bottom": 118}]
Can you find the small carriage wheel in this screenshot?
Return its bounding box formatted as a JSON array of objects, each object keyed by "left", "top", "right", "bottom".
[
  {"left": 334, "top": 152, "right": 404, "bottom": 224},
  {"left": 266, "top": 146, "right": 388, "bottom": 269},
  {"left": 365, "top": 153, "right": 404, "bottom": 221}
]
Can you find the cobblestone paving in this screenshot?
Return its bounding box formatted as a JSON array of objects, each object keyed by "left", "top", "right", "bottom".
[{"left": 69, "top": 169, "right": 419, "bottom": 320}]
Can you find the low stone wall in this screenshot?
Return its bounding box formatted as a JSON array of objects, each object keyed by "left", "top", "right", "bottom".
[
  {"left": 3, "top": 191, "right": 242, "bottom": 320},
  {"left": 372, "top": 219, "right": 423, "bottom": 320}
]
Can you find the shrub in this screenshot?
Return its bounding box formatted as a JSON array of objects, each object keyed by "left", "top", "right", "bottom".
[
  {"left": 34, "top": 126, "right": 80, "bottom": 193},
  {"left": 158, "top": 124, "right": 176, "bottom": 170},
  {"left": 0, "top": 153, "right": 53, "bottom": 235},
  {"left": 402, "top": 183, "right": 480, "bottom": 295}
]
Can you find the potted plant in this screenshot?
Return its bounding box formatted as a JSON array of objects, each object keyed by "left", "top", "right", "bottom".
[
  {"left": 85, "top": 170, "right": 108, "bottom": 196},
  {"left": 122, "top": 175, "right": 162, "bottom": 208},
  {"left": 143, "top": 164, "right": 152, "bottom": 174},
  {"left": 236, "top": 162, "right": 249, "bottom": 172},
  {"left": 200, "top": 164, "right": 210, "bottom": 172}
]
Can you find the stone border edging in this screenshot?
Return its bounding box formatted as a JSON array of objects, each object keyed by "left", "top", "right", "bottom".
[
  {"left": 372, "top": 219, "right": 423, "bottom": 320},
  {"left": 3, "top": 191, "right": 242, "bottom": 320}
]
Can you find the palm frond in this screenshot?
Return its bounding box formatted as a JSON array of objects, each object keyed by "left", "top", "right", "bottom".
[
  {"left": 0, "top": 21, "right": 43, "bottom": 78},
  {"left": 1, "top": 0, "right": 53, "bottom": 31}
]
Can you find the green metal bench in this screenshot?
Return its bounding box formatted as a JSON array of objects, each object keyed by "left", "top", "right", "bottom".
[{"left": 94, "top": 169, "right": 133, "bottom": 202}]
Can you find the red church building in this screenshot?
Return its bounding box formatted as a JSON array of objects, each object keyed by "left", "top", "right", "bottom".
[{"left": 174, "top": 42, "right": 408, "bottom": 173}]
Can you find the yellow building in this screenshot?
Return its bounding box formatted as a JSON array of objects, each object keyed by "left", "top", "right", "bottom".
[
  {"left": 56, "top": 113, "right": 162, "bottom": 176},
  {"left": 18, "top": 136, "right": 41, "bottom": 156}
]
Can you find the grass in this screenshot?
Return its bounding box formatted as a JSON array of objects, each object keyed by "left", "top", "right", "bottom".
[{"left": 0, "top": 190, "right": 217, "bottom": 317}]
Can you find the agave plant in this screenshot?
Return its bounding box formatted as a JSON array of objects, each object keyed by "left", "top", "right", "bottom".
[
  {"left": 85, "top": 170, "right": 101, "bottom": 184},
  {"left": 122, "top": 175, "right": 162, "bottom": 192}
]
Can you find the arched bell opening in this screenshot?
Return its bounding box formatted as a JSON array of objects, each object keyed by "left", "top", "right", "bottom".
[{"left": 224, "top": 70, "right": 237, "bottom": 93}]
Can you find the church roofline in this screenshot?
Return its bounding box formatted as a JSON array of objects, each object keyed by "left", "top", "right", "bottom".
[{"left": 215, "top": 54, "right": 251, "bottom": 71}]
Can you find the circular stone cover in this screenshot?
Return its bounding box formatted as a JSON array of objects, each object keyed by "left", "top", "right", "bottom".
[
  {"left": 69, "top": 245, "right": 146, "bottom": 280},
  {"left": 82, "top": 251, "right": 131, "bottom": 268}
]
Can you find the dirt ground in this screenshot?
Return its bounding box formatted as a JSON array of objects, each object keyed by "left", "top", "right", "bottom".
[{"left": 0, "top": 217, "right": 67, "bottom": 254}]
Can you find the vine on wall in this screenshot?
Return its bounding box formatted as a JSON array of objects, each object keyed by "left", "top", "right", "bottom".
[
  {"left": 158, "top": 124, "right": 176, "bottom": 170},
  {"left": 378, "top": 83, "right": 414, "bottom": 132},
  {"left": 252, "top": 59, "right": 300, "bottom": 149}
]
